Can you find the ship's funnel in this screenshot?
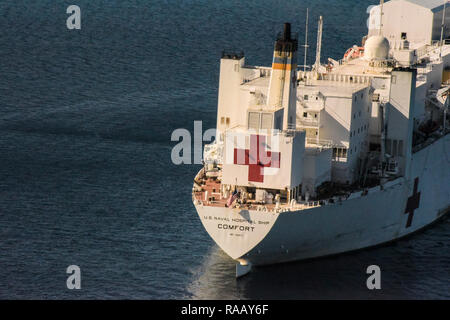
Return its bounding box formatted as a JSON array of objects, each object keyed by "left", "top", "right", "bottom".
[
  {"left": 283, "top": 22, "right": 291, "bottom": 41},
  {"left": 267, "top": 23, "right": 298, "bottom": 130}
]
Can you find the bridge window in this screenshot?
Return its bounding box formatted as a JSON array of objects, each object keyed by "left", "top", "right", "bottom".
[{"left": 333, "top": 147, "right": 348, "bottom": 160}]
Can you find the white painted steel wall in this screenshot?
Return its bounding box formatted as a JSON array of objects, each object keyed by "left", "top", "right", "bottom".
[
  {"left": 387, "top": 69, "right": 416, "bottom": 176},
  {"left": 368, "top": 0, "right": 450, "bottom": 46},
  {"left": 302, "top": 148, "right": 333, "bottom": 196},
  {"left": 216, "top": 57, "right": 246, "bottom": 135}
]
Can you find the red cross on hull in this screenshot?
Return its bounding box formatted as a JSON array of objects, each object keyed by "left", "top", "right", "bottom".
[
  {"left": 404, "top": 177, "right": 421, "bottom": 228},
  {"left": 233, "top": 135, "right": 281, "bottom": 183}
]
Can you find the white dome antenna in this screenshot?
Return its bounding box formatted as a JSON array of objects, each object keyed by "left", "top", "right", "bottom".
[{"left": 364, "top": 35, "right": 390, "bottom": 61}]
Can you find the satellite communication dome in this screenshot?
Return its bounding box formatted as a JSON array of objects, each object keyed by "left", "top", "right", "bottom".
[{"left": 364, "top": 35, "right": 390, "bottom": 61}]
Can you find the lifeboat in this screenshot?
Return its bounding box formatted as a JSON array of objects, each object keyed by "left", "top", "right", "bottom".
[{"left": 343, "top": 46, "right": 364, "bottom": 60}]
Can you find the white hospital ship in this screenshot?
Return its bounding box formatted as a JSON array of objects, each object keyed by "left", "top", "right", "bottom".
[{"left": 192, "top": 0, "right": 450, "bottom": 277}]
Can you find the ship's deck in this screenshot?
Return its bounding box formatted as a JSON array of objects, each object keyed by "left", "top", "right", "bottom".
[
  {"left": 193, "top": 178, "right": 228, "bottom": 208},
  {"left": 193, "top": 175, "right": 323, "bottom": 212}
]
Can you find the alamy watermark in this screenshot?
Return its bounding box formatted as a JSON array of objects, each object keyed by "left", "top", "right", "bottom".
[
  {"left": 171, "top": 121, "right": 216, "bottom": 165},
  {"left": 66, "top": 265, "right": 81, "bottom": 290},
  {"left": 66, "top": 5, "right": 81, "bottom": 30},
  {"left": 366, "top": 265, "right": 381, "bottom": 290}
]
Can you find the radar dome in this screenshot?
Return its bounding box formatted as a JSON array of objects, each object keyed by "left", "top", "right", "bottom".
[{"left": 364, "top": 36, "right": 390, "bottom": 61}]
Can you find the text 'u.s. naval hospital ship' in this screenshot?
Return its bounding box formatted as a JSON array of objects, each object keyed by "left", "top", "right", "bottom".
[{"left": 192, "top": 0, "right": 450, "bottom": 277}]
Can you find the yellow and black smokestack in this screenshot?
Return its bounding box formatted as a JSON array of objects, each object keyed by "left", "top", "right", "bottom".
[
  {"left": 272, "top": 23, "right": 298, "bottom": 71},
  {"left": 268, "top": 23, "right": 298, "bottom": 130}
]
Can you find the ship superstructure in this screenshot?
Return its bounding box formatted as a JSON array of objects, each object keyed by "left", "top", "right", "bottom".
[{"left": 193, "top": 0, "right": 450, "bottom": 277}]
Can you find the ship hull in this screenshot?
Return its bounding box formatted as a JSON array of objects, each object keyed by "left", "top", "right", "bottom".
[{"left": 194, "top": 134, "right": 450, "bottom": 266}]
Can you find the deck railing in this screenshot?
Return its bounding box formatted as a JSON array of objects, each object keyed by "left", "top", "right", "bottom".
[
  {"left": 298, "top": 118, "right": 319, "bottom": 127},
  {"left": 306, "top": 138, "right": 333, "bottom": 148}
]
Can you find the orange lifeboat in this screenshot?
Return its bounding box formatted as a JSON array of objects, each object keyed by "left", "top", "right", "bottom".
[{"left": 343, "top": 46, "right": 364, "bottom": 60}]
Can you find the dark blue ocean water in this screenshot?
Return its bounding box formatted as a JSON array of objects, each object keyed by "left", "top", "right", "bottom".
[{"left": 0, "top": 0, "right": 448, "bottom": 299}]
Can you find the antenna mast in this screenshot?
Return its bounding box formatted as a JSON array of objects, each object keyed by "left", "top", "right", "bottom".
[
  {"left": 314, "top": 16, "right": 323, "bottom": 72},
  {"left": 440, "top": 0, "right": 447, "bottom": 58},
  {"left": 302, "top": 8, "right": 310, "bottom": 72},
  {"left": 379, "top": 0, "right": 384, "bottom": 36}
]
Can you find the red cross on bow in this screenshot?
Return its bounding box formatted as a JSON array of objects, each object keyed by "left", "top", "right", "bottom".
[
  {"left": 404, "top": 177, "right": 421, "bottom": 228},
  {"left": 233, "top": 135, "right": 281, "bottom": 183}
]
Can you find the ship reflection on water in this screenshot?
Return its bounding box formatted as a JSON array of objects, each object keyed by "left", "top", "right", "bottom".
[{"left": 187, "top": 217, "right": 450, "bottom": 300}]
